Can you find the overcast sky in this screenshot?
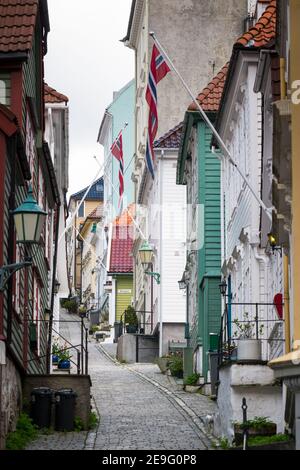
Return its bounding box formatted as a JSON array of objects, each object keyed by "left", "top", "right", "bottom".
[{"left": 45, "top": 0, "right": 134, "bottom": 196}]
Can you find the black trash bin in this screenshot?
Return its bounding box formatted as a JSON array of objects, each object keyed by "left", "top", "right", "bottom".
[
  {"left": 54, "top": 389, "right": 77, "bottom": 431},
  {"left": 30, "top": 387, "right": 53, "bottom": 428}
]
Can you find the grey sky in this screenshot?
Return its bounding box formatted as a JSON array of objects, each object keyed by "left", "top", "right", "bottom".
[{"left": 45, "top": 0, "right": 134, "bottom": 196}]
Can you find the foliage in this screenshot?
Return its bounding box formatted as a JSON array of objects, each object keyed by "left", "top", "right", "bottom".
[
  {"left": 248, "top": 433, "right": 291, "bottom": 447},
  {"left": 74, "top": 416, "right": 84, "bottom": 432},
  {"left": 219, "top": 437, "right": 230, "bottom": 449},
  {"left": 51, "top": 338, "right": 60, "bottom": 355},
  {"left": 88, "top": 411, "right": 99, "bottom": 430},
  {"left": 184, "top": 373, "right": 200, "bottom": 386},
  {"left": 5, "top": 413, "right": 38, "bottom": 450},
  {"left": 61, "top": 299, "right": 78, "bottom": 313},
  {"left": 90, "top": 325, "right": 100, "bottom": 334},
  {"left": 78, "top": 305, "right": 87, "bottom": 315},
  {"left": 236, "top": 416, "right": 275, "bottom": 431},
  {"left": 124, "top": 306, "right": 138, "bottom": 326},
  {"left": 168, "top": 356, "right": 183, "bottom": 378},
  {"left": 233, "top": 312, "right": 264, "bottom": 339}
]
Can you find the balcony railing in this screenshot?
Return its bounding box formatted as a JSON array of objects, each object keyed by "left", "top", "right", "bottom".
[{"left": 218, "top": 302, "right": 285, "bottom": 364}]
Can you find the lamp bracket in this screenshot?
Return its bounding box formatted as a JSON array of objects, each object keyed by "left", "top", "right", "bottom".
[
  {"left": 144, "top": 271, "right": 161, "bottom": 285},
  {"left": 0, "top": 260, "right": 32, "bottom": 292}
]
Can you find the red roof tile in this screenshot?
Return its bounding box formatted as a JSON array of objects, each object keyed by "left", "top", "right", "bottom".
[
  {"left": 188, "top": 63, "right": 229, "bottom": 113},
  {"left": 154, "top": 122, "right": 183, "bottom": 149},
  {"left": 236, "top": 0, "right": 276, "bottom": 48},
  {"left": 109, "top": 205, "right": 135, "bottom": 274},
  {"left": 109, "top": 226, "right": 133, "bottom": 274},
  {"left": 44, "top": 83, "right": 69, "bottom": 104},
  {"left": 0, "top": 0, "right": 39, "bottom": 53}
]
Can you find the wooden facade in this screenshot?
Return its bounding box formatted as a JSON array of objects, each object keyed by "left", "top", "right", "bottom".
[{"left": 178, "top": 113, "right": 221, "bottom": 381}]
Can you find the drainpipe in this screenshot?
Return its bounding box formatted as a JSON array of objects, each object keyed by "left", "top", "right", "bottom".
[
  {"left": 159, "top": 151, "right": 164, "bottom": 357},
  {"left": 47, "top": 203, "right": 60, "bottom": 374}
]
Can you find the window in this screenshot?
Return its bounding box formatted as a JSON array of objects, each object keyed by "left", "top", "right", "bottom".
[
  {"left": 96, "top": 184, "right": 102, "bottom": 192},
  {"left": 0, "top": 74, "right": 11, "bottom": 106},
  {"left": 26, "top": 111, "right": 37, "bottom": 195},
  {"left": 78, "top": 202, "right": 84, "bottom": 218}
]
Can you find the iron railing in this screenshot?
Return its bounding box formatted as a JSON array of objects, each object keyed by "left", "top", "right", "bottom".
[{"left": 218, "top": 302, "right": 285, "bottom": 365}]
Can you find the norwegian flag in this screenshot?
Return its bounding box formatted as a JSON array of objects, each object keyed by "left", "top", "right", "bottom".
[
  {"left": 145, "top": 44, "right": 170, "bottom": 178},
  {"left": 111, "top": 132, "right": 124, "bottom": 208}
]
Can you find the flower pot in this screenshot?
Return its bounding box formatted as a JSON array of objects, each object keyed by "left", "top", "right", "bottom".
[
  {"left": 58, "top": 360, "right": 71, "bottom": 369},
  {"left": 126, "top": 325, "right": 137, "bottom": 334},
  {"left": 237, "top": 339, "right": 262, "bottom": 361},
  {"left": 52, "top": 355, "right": 59, "bottom": 364}
]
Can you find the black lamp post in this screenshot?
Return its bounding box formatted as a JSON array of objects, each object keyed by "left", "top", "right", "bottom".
[
  {"left": 0, "top": 186, "right": 47, "bottom": 291},
  {"left": 219, "top": 279, "right": 228, "bottom": 297}
]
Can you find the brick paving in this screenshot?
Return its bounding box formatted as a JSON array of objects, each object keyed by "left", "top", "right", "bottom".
[{"left": 26, "top": 314, "right": 217, "bottom": 450}]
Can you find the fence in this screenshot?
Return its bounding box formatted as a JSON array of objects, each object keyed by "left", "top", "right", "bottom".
[{"left": 219, "top": 302, "right": 285, "bottom": 364}]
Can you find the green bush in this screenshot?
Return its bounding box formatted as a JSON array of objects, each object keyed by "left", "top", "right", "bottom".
[
  {"left": 248, "top": 433, "right": 291, "bottom": 447},
  {"left": 74, "top": 416, "right": 84, "bottom": 432},
  {"left": 184, "top": 373, "right": 200, "bottom": 386},
  {"left": 88, "top": 411, "right": 99, "bottom": 430},
  {"left": 124, "top": 306, "right": 138, "bottom": 326},
  {"left": 6, "top": 413, "right": 38, "bottom": 450},
  {"left": 238, "top": 416, "right": 275, "bottom": 430},
  {"left": 61, "top": 299, "right": 78, "bottom": 313},
  {"left": 169, "top": 356, "right": 183, "bottom": 378}
]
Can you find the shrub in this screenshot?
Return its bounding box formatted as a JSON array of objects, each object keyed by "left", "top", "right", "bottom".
[
  {"left": 124, "top": 306, "right": 138, "bottom": 326},
  {"left": 61, "top": 299, "right": 78, "bottom": 313},
  {"left": 88, "top": 412, "right": 99, "bottom": 430},
  {"left": 74, "top": 416, "right": 84, "bottom": 432},
  {"left": 248, "top": 433, "right": 291, "bottom": 447},
  {"left": 238, "top": 416, "right": 275, "bottom": 431},
  {"left": 184, "top": 373, "right": 200, "bottom": 386},
  {"left": 6, "top": 413, "right": 38, "bottom": 450},
  {"left": 169, "top": 356, "right": 183, "bottom": 378}
]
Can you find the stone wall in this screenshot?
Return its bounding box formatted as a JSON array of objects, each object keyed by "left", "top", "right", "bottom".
[
  {"left": 0, "top": 357, "right": 23, "bottom": 450},
  {"left": 214, "top": 363, "right": 283, "bottom": 442},
  {"left": 117, "top": 334, "right": 159, "bottom": 363},
  {"left": 23, "top": 375, "right": 91, "bottom": 429}
]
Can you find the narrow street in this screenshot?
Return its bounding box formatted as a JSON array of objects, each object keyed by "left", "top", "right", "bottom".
[{"left": 27, "top": 312, "right": 216, "bottom": 450}]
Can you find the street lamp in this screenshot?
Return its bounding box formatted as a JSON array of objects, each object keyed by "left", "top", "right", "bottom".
[
  {"left": 54, "top": 279, "right": 61, "bottom": 294},
  {"left": 219, "top": 279, "right": 228, "bottom": 297},
  {"left": 267, "top": 233, "right": 282, "bottom": 255},
  {"left": 138, "top": 241, "right": 160, "bottom": 285},
  {"left": 178, "top": 270, "right": 191, "bottom": 344},
  {"left": 0, "top": 186, "right": 47, "bottom": 292}
]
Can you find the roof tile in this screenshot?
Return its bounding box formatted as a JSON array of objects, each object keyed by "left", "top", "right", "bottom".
[
  {"left": 0, "top": 0, "right": 38, "bottom": 53},
  {"left": 44, "top": 83, "right": 69, "bottom": 104},
  {"left": 236, "top": 0, "right": 276, "bottom": 48},
  {"left": 154, "top": 122, "right": 183, "bottom": 149},
  {"left": 109, "top": 205, "right": 135, "bottom": 274},
  {"left": 188, "top": 63, "right": 229, "bottom": 113}
]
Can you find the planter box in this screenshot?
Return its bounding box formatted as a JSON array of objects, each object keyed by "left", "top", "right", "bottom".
[
  {"left": 234, "top": 423, "right": 277, "bottom": 446},
  {"left": 237, "top": 339, "right": 262, "bottom": 361},
  {"left": 184, "top": 385, "right": 200, "bottom": 393}
]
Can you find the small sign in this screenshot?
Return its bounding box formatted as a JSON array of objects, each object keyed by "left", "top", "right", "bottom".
[{"left": 118, "top": 289, "right": 132, "bottom": 294}]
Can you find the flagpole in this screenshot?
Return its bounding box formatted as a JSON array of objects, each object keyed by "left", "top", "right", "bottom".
[
  {"left": 58, "top": 163, "right": 104, "bottom": 244},
  {"left": 149, "top": 32, "right": 272, "bottom": 222}
]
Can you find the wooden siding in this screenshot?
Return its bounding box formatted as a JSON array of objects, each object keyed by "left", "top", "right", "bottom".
[
  {"left": 115, "top": 275, "right": 133, "bottom": 322},
  {"left": 197, "top": 122, "right": 221, "bottom": 380}
]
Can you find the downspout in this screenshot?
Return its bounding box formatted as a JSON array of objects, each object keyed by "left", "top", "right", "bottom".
[
  {"left": 7, "top": 134, "right": 17, "bottom": 345},
  {"left": 46, "top": 203, "right": 60, "bottom": 374},
  {"left": 159, "top": 150, "right": 164, "bottom": 356}
]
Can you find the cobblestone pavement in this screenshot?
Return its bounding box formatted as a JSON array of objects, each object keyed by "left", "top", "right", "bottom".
[{"left": 26, "top": 314, "right": 217, "bottom": 450}]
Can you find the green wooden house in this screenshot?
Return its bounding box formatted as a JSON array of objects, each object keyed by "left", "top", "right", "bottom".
[{"left": 177, "top": 65, "right": 228, "bottom": 381}]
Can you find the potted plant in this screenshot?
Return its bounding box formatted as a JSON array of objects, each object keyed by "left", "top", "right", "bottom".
[
  {"left": 233, "top": 313, "right": 264, "bottom": 361},
  {"left": 124, "top": 306, "right": 138, "bottom": 334},
  {"left": 184, "top": 373, "right": 201, "bottom": 393},
  {"left": 168, "top": 355, "right": 184, "bottom": 379},
  {"left": 78, "top": 305, "right": 87, "bottom": 318},
  {"left": 52, "top": 339, "right": 60, "bottom": 364},
  {"left": 58, "top": 346, "right": 72, "bottom": 369}
]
